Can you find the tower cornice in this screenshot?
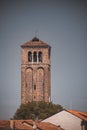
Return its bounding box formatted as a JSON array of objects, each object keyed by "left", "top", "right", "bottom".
[{"left": 21, "top": 37, "right": 51, "bottom": 48}]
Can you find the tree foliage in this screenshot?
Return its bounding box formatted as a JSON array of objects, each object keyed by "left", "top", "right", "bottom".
[{"left": 13, "top": 102, "right": 63, "bottom": 120}]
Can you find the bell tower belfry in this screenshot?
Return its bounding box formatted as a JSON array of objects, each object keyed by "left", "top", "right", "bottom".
[{"left": 21, "top": 37, "right": 51, "bottom": 104}]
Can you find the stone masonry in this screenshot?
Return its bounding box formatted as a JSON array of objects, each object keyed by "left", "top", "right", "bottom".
[{"left": 21, "top": 37, "right": 51, "bottom": 104}]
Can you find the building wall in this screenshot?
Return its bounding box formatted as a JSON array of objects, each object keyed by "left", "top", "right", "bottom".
[
  {"left": 21, "top": 43, "right": 51, "bottom": 104},
  {"left": 43, "top": 110, "right": 83, "bottom": 130}
]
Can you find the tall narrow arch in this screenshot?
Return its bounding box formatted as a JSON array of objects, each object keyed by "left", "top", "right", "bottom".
[
  {"left": 28, "top": 51, "right": 32, "bottom": 62},
  {"left": 33, "top": 52, "right": 37, "bottom": 62},
  {"left": 25, "top": 68, "right": 33, "bottom": 102},
  {"left": 36, "top": 68, "right": 44, "bottom": 101},
  {"left": 49, "top": 47, "right": 51, "bottom": 59},
  {"left": 38, "top": 51, "right": 42, "bottom": 62}
]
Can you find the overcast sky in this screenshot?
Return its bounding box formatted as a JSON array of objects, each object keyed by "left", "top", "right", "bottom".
[{"left": 0, "top": 0, "right": 87, "bottom": 119}]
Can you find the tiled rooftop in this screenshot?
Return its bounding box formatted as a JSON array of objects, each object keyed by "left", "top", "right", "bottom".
[
  {"left": 21, "top": 37, "right": 50, "bottom": 48},
  {"left": 67, "top": 109, "right": 87, "bottom": 121},
  {"left": 0, "top": 120, "right": 10, "bottom": 129},
  {"left": 0, "top": 120, "right": 63, "bottom": 130}
]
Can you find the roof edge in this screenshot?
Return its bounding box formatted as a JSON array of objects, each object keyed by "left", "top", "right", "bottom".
[{"left": 21, "top": 38, "right": 51, "bottom": 48}]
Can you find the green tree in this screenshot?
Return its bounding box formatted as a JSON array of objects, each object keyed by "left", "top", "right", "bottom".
[{"left": 13, "top": 101, "right": 63, "bottom": 120}]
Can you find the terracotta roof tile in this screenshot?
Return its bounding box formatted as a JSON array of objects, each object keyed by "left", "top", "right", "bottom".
[
  {"left": 67, "top": 109, "right": 87, "bottom": 121},
  {"left": 0, "top": 120, "right": 10, "bottom": 128},
  {"left": 36, "top": 122, "right": 58, "bottom": 130},
  {"left": 0, "top": 120, "right": 63, "bottom": 130}
]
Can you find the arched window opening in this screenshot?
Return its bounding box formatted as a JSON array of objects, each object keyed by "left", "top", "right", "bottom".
[
  {"left": 33, "top": 52, "right": 37, "bottom": 62},
  {"left": 28, "top": 52, "right": 32, "bottom": 62},
  {"left": 34, "top": 96, "right": 36, "bottom": 99},
  {"left": 49, "top": 47, "right": 51, "bottom": 59},
  {"left": 34, "top": 84, "right": 36, "bottom": 90},
  {"left": 38, "top": 52, "right": 42, "bottom": 62}
]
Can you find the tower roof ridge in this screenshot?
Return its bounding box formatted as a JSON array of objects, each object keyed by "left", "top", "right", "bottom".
[{"left": 21, "top": 37, "right": 51, "bottom": 48}]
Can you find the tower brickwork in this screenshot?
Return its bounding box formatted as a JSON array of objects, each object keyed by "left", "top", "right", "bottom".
[{"left": 21, "top": 37, "right": 51, "bottom": 104}]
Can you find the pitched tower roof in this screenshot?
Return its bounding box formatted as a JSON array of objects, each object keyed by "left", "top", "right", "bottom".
[{"left": 21, "top": 37, "right": 51, "bottom": 48}]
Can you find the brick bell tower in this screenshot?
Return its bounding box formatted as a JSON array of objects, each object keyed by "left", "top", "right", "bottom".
[{"left": 21, "top": 37, "right": 51, "bottom": 104}]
